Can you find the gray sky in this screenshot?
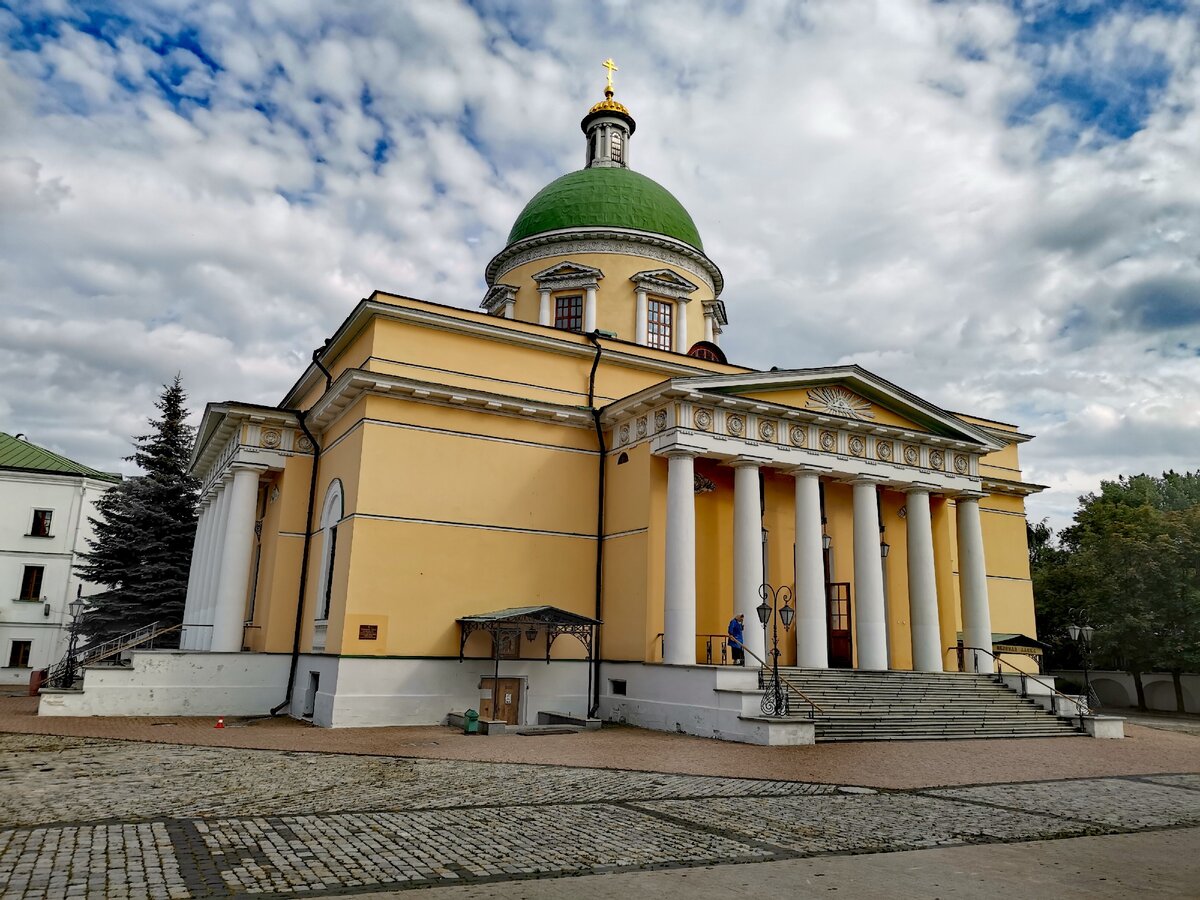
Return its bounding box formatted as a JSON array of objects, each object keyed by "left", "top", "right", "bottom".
[{"left": 2, "top": 0, "right": 1198, "bottom": 530}]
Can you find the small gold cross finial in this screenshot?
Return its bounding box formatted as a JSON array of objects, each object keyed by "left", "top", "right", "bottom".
[{"left": 602, "top": 58, "right": 618, "bottom": 91}]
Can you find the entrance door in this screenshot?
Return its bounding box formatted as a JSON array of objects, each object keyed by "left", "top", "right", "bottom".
[
  {"left": 480, "top": 677, "right": 521, "bottom": 725},
  {"left": 827, "top": 582, "right": 853, "bottom": 668}
]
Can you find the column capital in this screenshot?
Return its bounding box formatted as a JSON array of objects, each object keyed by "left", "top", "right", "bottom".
[
  {"left": 726, "top": 455, "right": 770, "bottom": 469},
  {"left": 847, "top": 475, "right": 886, "bottom": 487},
  {"left": 953, "top": 489, "right": 988, "bottom": 501},
  {"left": 904, "top": 483, "right": 939, "bottom": 497},
  {"left": 785, "top": 464, "right": 832, "bottom": 478},
  {"left": 661, "top": 447, "right": 702, "bottom": 460},
  {"left": 229, "top": 462, "right": 269, "bottom": 474}
]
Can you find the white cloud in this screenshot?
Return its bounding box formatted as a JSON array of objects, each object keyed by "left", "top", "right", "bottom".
[{"left": 1, "top": 0, "right": 1198, "bottom": 534}]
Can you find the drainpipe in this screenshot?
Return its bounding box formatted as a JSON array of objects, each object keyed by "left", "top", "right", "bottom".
[
  {"left": 270, "top": 348, "right": 333, "bottom": 716},
  {"left": 585, "top": 332, "right": 606, "bottom": 718}
]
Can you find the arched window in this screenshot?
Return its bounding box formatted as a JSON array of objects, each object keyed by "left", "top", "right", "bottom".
[
  {"left": 687, "top": 341, "right": 727, "bottom": 364},
  {"left": 316, "top": 480, "right": 344, "bottom": 622}
]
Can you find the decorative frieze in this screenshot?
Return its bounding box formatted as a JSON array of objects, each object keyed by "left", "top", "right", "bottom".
[{"left": 806, "top": 386, "right": 875, "bottom": 421}]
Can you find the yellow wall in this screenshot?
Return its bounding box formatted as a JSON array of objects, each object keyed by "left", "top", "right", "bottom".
[
  {"left": 242, "top": 296, "right": 1042, "bottom": 675},
  {"left": 497, "top": 251, "right": 714, "bottom": 345},
  {"left": 735, "top": 386, "right": 927, "bottom": 432}
]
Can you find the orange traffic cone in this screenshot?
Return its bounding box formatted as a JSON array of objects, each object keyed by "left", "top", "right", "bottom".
[{"left": 214, "top": 717, "right": 225, "bottom": 729}]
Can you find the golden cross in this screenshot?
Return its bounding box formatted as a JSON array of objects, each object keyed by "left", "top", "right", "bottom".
[{"left": 602, "top": 58, "right": 618, "bottom": 90}]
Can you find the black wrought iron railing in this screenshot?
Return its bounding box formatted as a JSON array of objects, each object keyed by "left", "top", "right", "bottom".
[{"left": 953, "top": 644, "right": 1091, "bottom": 725}]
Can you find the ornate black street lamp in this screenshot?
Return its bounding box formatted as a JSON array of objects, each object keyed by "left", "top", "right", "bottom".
[
  {"left": 60, "top": 598, "right": 85, "bottom": 688},
  {"left": 756, "top": 582, "right": 794, "bottom": 717},
  {"left": 1067, "top": 607, "right": 1095, "bottom": 717}
]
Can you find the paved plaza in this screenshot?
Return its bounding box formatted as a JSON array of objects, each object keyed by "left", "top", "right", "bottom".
[{"left": 1, "top": 732, "right": 1198, "bottom": 898}]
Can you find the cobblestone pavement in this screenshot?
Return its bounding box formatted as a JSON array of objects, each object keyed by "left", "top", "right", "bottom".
[{"left": 1, "top": 734, "right": 1198, "bottom": 899}]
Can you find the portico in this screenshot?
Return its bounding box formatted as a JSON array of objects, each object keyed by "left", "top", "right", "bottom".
[{"left": 606, "top": 366, "right": 1007, "bottom": 675}]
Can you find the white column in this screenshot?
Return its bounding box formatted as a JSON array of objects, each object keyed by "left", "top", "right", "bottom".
[
  {"left": 635, "top": 289, "right": 648, "bottom": 345},
  {"left": 674, "top": 300, "right": 689, "bottom": 353},
  {"left": 199, "top": 481, "right": 230, "bottom": 651},
  {"left": 852, "top": 479, "right": 889, "bottom": 670},
  {"left": 793, "top": 470, "right": 828, "bottom": 668},
  {"left": 210, "top": 465, "right": 261, "bottom": 652},
  {"left": 180, "top": 502, "right": 211, "bottom": 650},
  {"left": 704, "top": 313, "right": 715, "bottom": 344},
  {"left": 584, "top": 285, "right": 597, "bottom": 333},
  {"left": 538, "top": 289, "right": 552, "bottom": 326},
  {"left": 956, "top": 493, "right": 993, "bottom": 674},
  {"left": 906, "top": 488, "right": 943, "bottom": 672},
  {"left": 732, "top": 459, "right": 766, "bottom": 665},
  {"left": 663, "top": 451, "right": 697, "bottom": 665},
  {"left": 503, "top": 300, "right": 515, "bottom": 319}
]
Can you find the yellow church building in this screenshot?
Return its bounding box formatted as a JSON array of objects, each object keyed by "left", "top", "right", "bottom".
[{"left": 40, "top": 74, "right": 1086, "bottom": 743}]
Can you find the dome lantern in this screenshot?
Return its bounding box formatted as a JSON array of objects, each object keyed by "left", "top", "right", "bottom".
[{"left": 582, "top": 59, "right": 635, "bottom": 169}]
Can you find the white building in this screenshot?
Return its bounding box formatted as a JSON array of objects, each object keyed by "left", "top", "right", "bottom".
[{"left": 0, "top": 432, "right": 119, "bottom": 686}]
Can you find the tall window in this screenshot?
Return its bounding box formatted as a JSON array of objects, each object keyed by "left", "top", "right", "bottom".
[
  {"left": 317, "top": 480, "right": 344, "bottom": 622},
  {"left": 647, "top": 298, "right": 673, "bottom": 351},
  {"left": 8, "top": 641, "right": 32, "bottom": 668},
  {"left": 29, "top": 510, "right": 53, "bottom": 537},
  {"left": 19, "top": 566, "right": 44, "bottom": 601},
  {"left": 554, "top": 295, "right": 583, "bottom": 332},
  {"left": 610, "top": 131, "right": 624, "bottom": 164}
]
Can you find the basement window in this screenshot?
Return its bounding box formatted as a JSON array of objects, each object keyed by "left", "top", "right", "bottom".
[{"left": 610, "top": 678, "right": 627, "bottom": 696}]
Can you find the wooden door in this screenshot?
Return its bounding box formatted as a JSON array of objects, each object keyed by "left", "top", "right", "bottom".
[
  {"left": 480, "top": 677, "right": 521, "bottom": 725},
  {"left": 827, "top": 582, "right": 852, "bottom": 668}
]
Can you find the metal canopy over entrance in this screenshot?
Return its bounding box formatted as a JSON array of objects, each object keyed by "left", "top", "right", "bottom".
[{"left": 457, "top": 606, "right": 602, "bottom": 722}]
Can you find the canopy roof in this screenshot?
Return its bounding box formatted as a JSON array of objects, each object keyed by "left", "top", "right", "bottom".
[{"left": 458, "top": 606, "right": 601, "bottom": 627}]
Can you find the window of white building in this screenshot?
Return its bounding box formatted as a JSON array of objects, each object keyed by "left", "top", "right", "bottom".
[
  {"left": 18, "top": 566, "right": 43, "bottom": 601},
  {"left": 29, "top": 509, "right": 53, "bottom": 537}
]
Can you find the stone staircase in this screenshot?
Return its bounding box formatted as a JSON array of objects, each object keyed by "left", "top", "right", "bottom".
[{"left": 776, "top": 668, "right": 1084, "bottom": 742}]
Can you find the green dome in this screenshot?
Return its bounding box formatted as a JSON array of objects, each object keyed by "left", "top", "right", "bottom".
[{"left": 507, "top": 167, "right": 703, "bottom": 251}]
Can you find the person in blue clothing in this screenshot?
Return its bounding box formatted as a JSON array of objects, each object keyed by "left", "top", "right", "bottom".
[{"left": 727, "top": 613, "right": 746, "bottom": 665}]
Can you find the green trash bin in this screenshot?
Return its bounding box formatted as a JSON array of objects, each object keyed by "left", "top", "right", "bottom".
[{"left": 463, "top": 708, "right": 480, "bottom": 735}]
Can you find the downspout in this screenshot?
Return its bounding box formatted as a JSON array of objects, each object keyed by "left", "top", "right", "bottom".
[
  {"left": 585, "top": 332, "right": 606, "bottom": 718},
  {"left": 270, "top": 348, "right": 333, "bottom": 716}
]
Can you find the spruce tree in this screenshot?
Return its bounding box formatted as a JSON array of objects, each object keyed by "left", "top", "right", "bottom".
[{"left": 77, "top": 376, "right": 199, "bottom": 644}]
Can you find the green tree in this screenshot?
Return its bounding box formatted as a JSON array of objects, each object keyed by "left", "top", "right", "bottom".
[
  {"left": 1037, "top": 471, "right": 1200, "bottom": 711},
  {"left": 77, "top": 376, "right": 199, "bottom": 644}
]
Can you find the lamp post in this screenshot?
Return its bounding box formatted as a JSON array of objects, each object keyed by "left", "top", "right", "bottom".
[
  {"left": 756, "top": 582, "right": 795, "bottom": 717},
  {"left": 1067, "top": 607, "right": 1095, "bottom": 719},
  {"left": 61, "top": 598, "right": 85, "bottom": 688}
]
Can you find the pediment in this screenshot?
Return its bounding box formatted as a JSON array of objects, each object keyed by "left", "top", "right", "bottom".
[
  {"left": 608, "top": 365, "right": 1003, "bottom": 449},
  {"left": 630, "top": 268, "right": 700, "bottom": 297},
  {"left": 532, "top": 261, "right": 604, "bottom": 283}
]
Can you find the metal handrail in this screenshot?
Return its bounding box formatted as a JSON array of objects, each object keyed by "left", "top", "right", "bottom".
[
  {"left": 45, "top": 621, "right": 181, "bottom": 688},
  {"left": 954, "top": 644, "right": 1089, "bottom": 725},
  {"left": 654, "top": 632, "right": 738, "bottom": 665},
  {"left": 735, "top": 640, "right": 825, "bottom": 718}
]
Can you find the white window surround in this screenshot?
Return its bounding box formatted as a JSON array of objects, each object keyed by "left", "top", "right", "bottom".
[{"left": 315, "top": 479, "right": 344, "bottom": 635}]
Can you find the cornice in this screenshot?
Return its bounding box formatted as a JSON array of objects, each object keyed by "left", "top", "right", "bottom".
[{"left": 486, "top": 227, "right": 724, "bottom": 296}]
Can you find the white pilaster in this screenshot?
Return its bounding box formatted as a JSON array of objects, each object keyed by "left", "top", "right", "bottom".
[
  {"left": 956, "top": 493, "right": 993, "bottom": 674},
  {"left": 210, "top": 465, "right": 261, "bottom": 652},
  {"left": 199, "top": 481, "right": 230, "bottom": 651},
  {"left": 674, "top": 300, "right": 688, "bottom": 353},
  {"left": 635, "top": 289, "right": 648, "bottom": 345},
  {"left": 502, "top": 300, "right": 514, "bottom": 319},
  {"left": 906, "top": 488, "right": 943, "bottom": 672},
  {"left": 852, "top": 479, "right": 889, "bottom": 670},
  {"left": 793, "top": 470, "right": 828, "bottom": 668},
  {"left": 731, "top": 459, "right": 766, "bottom": 665},
  {"left": 538, "top": 289, "right": 552, "bottom": 326},
  {"left": 584, "top": 286, "right": 597, "bottom": 333},
  {"left": 663, "top": 451, "right": 697, "bottom": 666},
  {"left": 704, "top": 313, "right": 715, "bottom": 344}
]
